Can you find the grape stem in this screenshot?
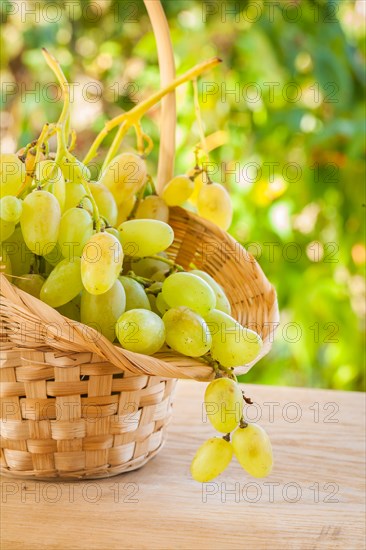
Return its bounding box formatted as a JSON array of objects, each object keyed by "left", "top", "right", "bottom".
[
  {"left": 201, "top": 356, "right": 222, "bottom": 377},
  {"left": 40, "top": 50, "right": 106, "bottom": 230},
  {"left": 101, "top": 121, "right": 128, "bottom": 172},
  {"left": 146, "top": 175, "right": 157, "bottom": 195},
  {"left": 192, "top": 147, "right": 212, "bottom": 183},
  {"left": 99, "top": 215, "right": 111, "bottom": 228},
  {"left": 55, "top": 123, "right": 102, "bottom": 231},
  {"left": 239, "top": 418, "right": 248, "bottom": 429},
  {"left": 29, "top": 124, "right": 50, "bottom": 170},
  {"left": 222, "top": 433, "right": 231, "bottom": 442},
  {"left": 144, "top": 255, "right": 184, "bottom": 272},
  {"left": 68, "top": 129, "right": 77, "bottom": 152},
  {"left": 18, "top": 140, "right": 37, "bottom": 162},
  {"left": 145, "top": 286, "right": 162, "bottom": 296},
  {"left": 201, "top": 354, "right": 238, "bottom": 380},
  {"left": 133, "top": 122, "right": 154, "bottom": 157},
  {"left": 17, "top": 123, "right": 54, "bottom": 197},
  {"left": 81, "top": 177, "right": 102, "bottom": 231},
  {"left": 126, "top": 271, "right": 153, "bottom": 287},
  {"left": 77, "top": 195, "right": 95, "bottom": 218},
  {"left": 42, "top": 48, "right": 71, "bottom": 144},
  {"left": 192, "top": 78, "right": 207, "bottom": 153},
  {"left": 83, "top": 57, "right": 222, "bottom": 165},
  {"left": 128, "top": 183, "right": 147, "bottom": 220},
  {"left": 242, "top": 391, "right": 253, "bottom": 405}
]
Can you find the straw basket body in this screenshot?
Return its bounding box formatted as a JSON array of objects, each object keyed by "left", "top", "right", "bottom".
[{"left": 0, "top": 207, "right": 279, "bottom": 479}]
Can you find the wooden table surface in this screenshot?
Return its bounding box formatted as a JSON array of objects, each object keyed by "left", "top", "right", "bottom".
[{"left": 1, "top": 381, "right": 365, "bottom": 550}]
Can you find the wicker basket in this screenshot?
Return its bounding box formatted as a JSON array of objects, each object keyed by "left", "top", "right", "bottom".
[
  {"left": 0, "top": 2, "right": 279, "bottom": 479},
  {"left": 0, "top": 207, "right": 278, "bottom": 479}
]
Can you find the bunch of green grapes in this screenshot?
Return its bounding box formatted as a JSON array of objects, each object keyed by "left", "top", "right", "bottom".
[
  {"left": 1, "top": 79, "right": 255, "bottom": 374},
  {"left": 2, "top": 138, "right": 260, "bottom": 363},
  {"left": 0, "top": 52, "right": 271, "bottom": 487},
  {"left": 191, "top": 377, "right": 273, "bottom": 482}
]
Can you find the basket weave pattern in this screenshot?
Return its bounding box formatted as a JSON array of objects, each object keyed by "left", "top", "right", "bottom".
[{"left": 0, "top": 208, "right": 279, "bottom": 479}]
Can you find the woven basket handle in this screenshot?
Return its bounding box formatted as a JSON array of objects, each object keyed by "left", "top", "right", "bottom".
[{"left": 143, "top": 0, "right": 176, "bottom": 194}]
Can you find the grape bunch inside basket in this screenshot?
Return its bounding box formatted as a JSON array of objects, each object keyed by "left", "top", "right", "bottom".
[{"left": 0, "top": 2, "right": 279, "bottom": 480}]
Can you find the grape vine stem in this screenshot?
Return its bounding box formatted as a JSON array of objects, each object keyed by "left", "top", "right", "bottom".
[
  {"left": 82, "top": 57, "right": 222, "bottom": 166},
  {"left": 42, "top": 48, "right": 70, "bottom": 143},
  {"left": 144, "top": 255, "right": 184, "bottom": 272}
]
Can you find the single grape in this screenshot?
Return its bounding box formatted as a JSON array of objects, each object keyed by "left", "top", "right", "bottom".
[
  {"left": 163, "top": 306, "right": 212, "bottom": 357},
  {"left": 191, "top": 438, "right": 233, "bottom": 482},
  {"left": 118, "top": 219, "right": 174, "bottom": 258},
  {"left": 118, "top": 276, "right": 151, "bottom": 311},
  {"left": 81, "top": 231, "right": 123, "bottom": 295},
  {"left": 0, "top": 243, "right": 12, "bottom": 280},
  {"left": 3, "top": 227, "right": 35, "bottom": 276},
  {"left": 197, "top": 183, "right": 233, "bottom": 230},
  {"left": 205, "top": 309, "right": 263, "bottom": 368},
  {"left": 16, "top": 274, "right": 45, "bottom": 298},
  {"left": 100, "top": 153, "right": 147, "bottom": 205},
  {"left": 40, "top": 257, "right": 83, "bottom": 307},
  {"left": 64, "top": 182, "right": 92, "bottom": 212},
  {"left": 35, "top": 160, "right": 66, "bottom": 211},
  {"left": 162, "top": 272, "right": 216, "bottom": 316},
  {"left": 0, "top": 154, "right": 25, "bottom": 198},
  {"left": 61, "top": 156, "right": 91, "bottom": 183},
  {"left": 58, "top": 207, "right": 93, "bottom": 259},
  {"left": 0, "top": 218, "right": 15, "bottom": 242},
  {"left": 81, "top": 279, "right": 126, "bottom": 342},
  {"left": 135, "top": 195, "right": 169, "bottom": 223},
  {"left": 190, "top": 269, "right": 231, "bottom": 314},
  {"left": 20, "top": 190, "right": 61, "bottom": 255},
  {"left": 232, "top": 424, "right": 273, "bottom": 478},
  {"left": 131, "top": 254, "right": 168, "bottom": 278},
  {"left": 162, "top": 175, "right": 194, "bottom": 206},
  {"left": 156, "top": 292, "right": 170, "bottom": 315},
  {"left": 204, "top": 378, "right": 243, "bottom": 433},
  {"left": 57, "top": 299, "right": 81, "bottom": 322},
  {"left": 189, "top": 171, "right": 207, "bottom": 205},
  {"left": 117, "top": 195, "right": 136, "bottom": 225},
  {"left": 88, "top": 181, "right": 118, "bottom": 226},
  {"left": 0, "top": 196, "right": 22, "bottom": 223},
  {"left": 115, "top": 309, "right": 165, "bottom": 355}
]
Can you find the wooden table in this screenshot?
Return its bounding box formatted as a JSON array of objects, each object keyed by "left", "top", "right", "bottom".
[{"left": 1, "top": 382, "right": 365, "bottom": 550}]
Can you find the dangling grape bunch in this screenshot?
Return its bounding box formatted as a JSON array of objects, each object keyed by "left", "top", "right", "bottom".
[
  {"left": 191, "top": 378, "right": 273, "bottom": 482},
  {"left": 0, "top": 49, "right": 273, "bottom": 483}
]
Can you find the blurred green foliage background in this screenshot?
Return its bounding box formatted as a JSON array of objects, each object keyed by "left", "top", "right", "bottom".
[{"left": 1, "top": 0, "right": 365, "bottom": 390}]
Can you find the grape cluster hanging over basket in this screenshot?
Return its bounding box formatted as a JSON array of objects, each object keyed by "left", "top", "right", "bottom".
[{"left": 0, "top": 1, "right": 279, "bottom": 480}]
